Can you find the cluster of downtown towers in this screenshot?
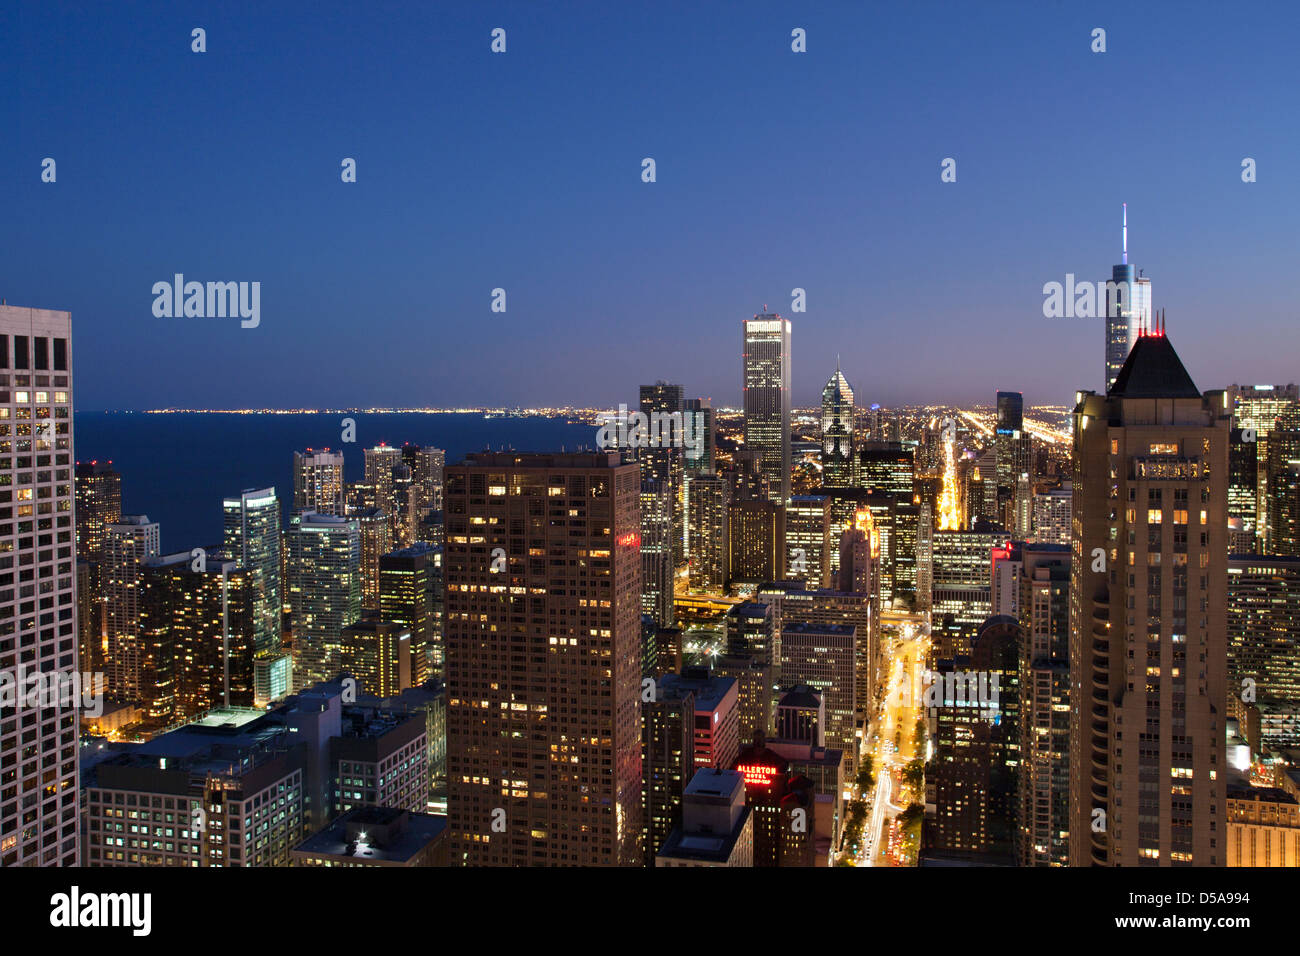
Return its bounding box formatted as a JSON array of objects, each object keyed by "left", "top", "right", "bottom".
[{"left": 1, "top": 255, "right": 1297, "bottom": 867}]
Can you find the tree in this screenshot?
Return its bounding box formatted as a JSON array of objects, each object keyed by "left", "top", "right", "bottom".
[{"left": 902, "top": 757, "right": 925, "bottom": 791}]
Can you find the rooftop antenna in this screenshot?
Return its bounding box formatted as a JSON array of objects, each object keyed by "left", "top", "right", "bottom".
[{"left": 1122, "top": 203, "right": 1128, "bottom": 265}]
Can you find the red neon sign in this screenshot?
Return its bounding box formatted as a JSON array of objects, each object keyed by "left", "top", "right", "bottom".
[
  {"left": 736, "top": 764, "right": 778, "bottom": 787},
  {"left": 617, "top": 532, "right": 641, "bottom": 548}
]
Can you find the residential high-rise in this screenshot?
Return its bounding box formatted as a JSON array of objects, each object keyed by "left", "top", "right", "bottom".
[
  {"left": 683, "top": 398, "right": 716, "bottom": 477},
  {"left": 339, "top": 620, "right": 413, "bottom": 698},
  {"left": 106, "top": 514, "right": 162, "bottom": 701},
  {"left": 1030, "top": 482, "right": 1072, "bottom": 545},
  {"left": 642, "top": 683, "right": 696, "bottom": 865},
  {"left": 74, "top": 459, "right": 121, "bottom": 682},
  {"left": 743, "top": 311, "right": 792, "bottom": 503},
  {"left": 1266, "top": 405, "right": 1300, "bottom": 557},
  {"left": 778, "top": 622, "right": 858, "bottom": 772},
  {"left": 820, "top": 363, "right": 855, "bottom": 487},
  {"left": 222, "top": 487, "right": 283, "bottom": 659},
  {"left": 1104, "top": 204, "right": 1153, "bottom": 391},
  {"left": 287, "top": 512, "right": 363, "bottom": 687},
  {"left": 293, "top": 449, "right": 345, "bottom": 516},
  {"left": 379, "top": 543, "right": 439, "bottom": 685},
  {"left": 0, "top": 305, "right": 79, "bottom": 867},
  {"left": 140, "top": 552, "right": 257, "bottom": 719},
  {"left": 444, "top": 452, "right": 643, "bottom": 865},
  {"left": 640, "top": 382, "right": 686, "bottom": 565},
  {"left": 354, "top": 507, "right": 392, "bottom": 608},
  {"left": 1071, "top": 329, "right": 1230, "bottom": 866},
  {"left": 1015, "top": 542, "right": 1071, "bottom": 866},
  {"left": 640, "top": 477, "right": 674, "bottom": 627},
  {"left": 688, "top": 473, "right": 730, "bottom": 591}
]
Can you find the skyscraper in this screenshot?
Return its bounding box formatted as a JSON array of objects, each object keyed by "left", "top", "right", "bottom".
[
  {"left": 75, "top": 459, "right": 121, "bottom": 681},
  {"left": 688, "top": 474, "right": 730, "bottom": 591},
  {"left": 0, "top": 304, "right": 79, "bottom": 867},
  {"left": 222, "top": 487, "right": 283, "bottom": 657},
  {"left": 743, "top": 310, "right": 792, "bottom": 504},
  {"left": 444, "top": 452, "right": 643, "bottom": 865},
  {"left": 1104, "top": 203, "right": 1154, "bottom": 392},
  {"left": 640, "top": 477, "right": 674, "bottom": 627},
  {"left": 293, "top": 449, "right": 345, "bottom": 516},
  {"left": 106, "top": 514, "right": 162, "bottom": 701},
  {"left": 820, "top": 363, "right": 855, "bottom": 487},
  {"left": 379, "top": 542, "right": 439, "bottom": 685},
  {"left": 1228, "top": 383, "right": 1299, "bottom": 552},
  {"left": 1071, "top": 328, "right": 1229, "bottom": 866},
  {"left": 287, "top": 512, "right": 363, "bottom": 687}
]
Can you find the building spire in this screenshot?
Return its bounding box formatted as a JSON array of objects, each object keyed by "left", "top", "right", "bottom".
[{"left": 1122, "top": 202, "right": 1128, "bottom": 265}]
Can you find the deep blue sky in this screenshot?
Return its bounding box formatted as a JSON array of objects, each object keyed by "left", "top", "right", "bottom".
[{"left": 4, "top": 1, "right": 1298, "bottom": 411}]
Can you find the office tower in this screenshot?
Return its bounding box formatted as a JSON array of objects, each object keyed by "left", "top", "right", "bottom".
[
  {"left": 930, "top": 528, "right": 1005, "bottom": 628},
  {"left": 444, "top": 452, "right": 642, "bottom": 866},
  {"left": 330, "top": 704, "right": 428, "bottom": 815},
  {"left": 0, "top": 306, "right": 78, "bottom": 867},
  {"left": 995, "top": 391, "right": 1031, "bottom": 498},
  {"left": 991, "top": 540, "right": 1021, "bottom": 619},
  {"left": 293, "top": 449, "right": 345, "bottom": 516},
  {"left": 688, "top": 474, "right": 730, "bottom": 591},
  {"left": 839, "top": 515, "right": 883, "bottom": 717},
  {"left": 683, "top": 398, "right": 716, "bottom": 476},
  {"left": 640, "top": 477, "right": 674, "bottom": 627},
  {"left": 733, "top": 738, "right": 816, "bottom": 867},
  {"left": 743, "top": 310, "right": 792, "bottom": 503},
  {"left": 785, "top": 494, "right": 830, "bottom": 588},
  {"left": 1267, "top": 405, "right": 1300, "bottom": 557},
  {"left": 222, "top": 487, "right": 283, "bottom": 660},
  {"left": 857, "top": 441, "right": 914, "bottom": 497},
  {"left": 655, "top": 768, "right": 755, "bottom": 867},
  {"left": 820, "top": 363, "right": 855, "bottom": 487},
  {"left": 922, "top": 615, "right": 1020, "bottom": 864},
  {"left": 1071, "top": 329, "right": 1230, "bottom": 866},
  {"left": 139, "top": 552, "right": 256, "bottom": 721},
  {"left": 1228, "top": 383, "right": 1299, "bottom": 551},
  {"left": 1015, "top": 542, "right": 1071, "bottom": 866},
  {"left": 660, "top": 668, "right": 740, "bottom": 771},
  {"left": 1031, "top": 483, "right": 1072, "bottom": 545},
  {"left": 379, "top": 543, "right": 439, "bottom": 685},
  {"left": 640, "top": 382, "right": 686, "bottom": 565},
  {"left": 1225, "top": 782, "right": 1300, "bottom": 867},
  {"left": 642, "top": 684, "right": 696, "bottom": 864},
  {"left": 728, "top": 499, "right": 785, "bottom": 585},
  {"left": 292, "top": 806, "right": 449, "bottom": 867},
  {"left": 361, "top": 444, "right": 403, "bottom": 541},
  {"left": 105, "top": 514, "right": 162, "bottom": 701},
  {"left": 75, "top": 460, "right": 121, "bottom": 664},
  {"left": 892, "top": 500, "right": 920, "bottom": 610},
  {"left": 1227, "top": 555, "right": 1300, "bottom": 749},
  {"left": 76, "top": 559, "right": 101, "bottom": 689},
  {"left": 779, "top": 622, "right": 857, "bottom": 772},
  {"left": 84, "top": 712, "right": 307, "bottom": 866},
  {"left": 353, "top": 507, "right": 392, "bottom": 608},
  {"left": 287, "top": 512, "right": 363, "bottom": 687},
  {"left": 1228, "top": 429, "right": 1259, "bottom": 553},
  {"left": 339, "top": 620, "right": 412, "bottom": 697},
  {"left": 1104, "top": 204, "right": 1153, "bottom": 391}
]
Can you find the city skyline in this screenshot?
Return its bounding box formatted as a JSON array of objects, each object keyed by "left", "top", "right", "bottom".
[{"left": 8, "top": 2, "right": 1300, "bottom": 411}]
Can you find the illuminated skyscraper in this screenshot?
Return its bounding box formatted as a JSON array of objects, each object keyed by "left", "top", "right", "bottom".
[
  {"left": 75, "top": 459, "right": 121, "bottom": 679},
  {"left": 287, "top": 512, "right": 363, "bottom": 687},
  {"left": 743, "top": 310, "right": 792, "bottom": 503},
  {"left": 106, "top": 514, "right": 162, "bottom": 700},
  {"left": 820, "top": 363, "right": 855, "bottom": 487},
  {"left": 1228, "top": 383, "right": 1299, "bottom": 552},
  {"left": 222, "top": 487, "right": 283, "bottom": 656},
  {"left": 444, "top": 452, "right": 643, "bottom": 866},
  {"left": 785, "top": 494, "right": 831, "bottom": 589},
  {"left": 640, "top": 382, "right": 686, "bottom": 565},
  {"left": 640, "top": 477, "right": 674, "bottom": 627},
  {"left": 1104, "top": 204, "right": 1154, "bottom": 391},
  {"left": 688, "top": 474, "right": 730, "bottom": 591},
  {"left": 1071, "top": 329, "right": 1229, "bottom": 866},
  {"left": 0, "top": 305, "right": 79, "bottom": 866},
  {"left": 379, "top": 543, "right": 439, "bottom": 685},
  {"left": 293, "top": 449, "right": 345, "bottom": 516}
]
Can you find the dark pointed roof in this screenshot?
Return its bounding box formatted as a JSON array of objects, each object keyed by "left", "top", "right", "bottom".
[{"left": 1109, "top": 332, "right": 1200, "bottom": 398}]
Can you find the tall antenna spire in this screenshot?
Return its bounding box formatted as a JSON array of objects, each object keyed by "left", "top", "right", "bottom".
[{"left": 1122, "top": 202, "right": 1128, "bottom": 265}]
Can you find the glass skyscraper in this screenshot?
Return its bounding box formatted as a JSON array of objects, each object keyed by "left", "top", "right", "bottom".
[{"left": 743, "top": 311, "right": 792, "bottom": 504}]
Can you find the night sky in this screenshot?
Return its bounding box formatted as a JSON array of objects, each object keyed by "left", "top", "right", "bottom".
[{"left": 5, "top": 0, "right": 1297, "bottom": 411}]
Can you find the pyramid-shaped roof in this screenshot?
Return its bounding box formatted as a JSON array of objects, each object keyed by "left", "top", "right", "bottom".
[{"left": 1109, "top": 332, "right": 1200, "bottom": 399}]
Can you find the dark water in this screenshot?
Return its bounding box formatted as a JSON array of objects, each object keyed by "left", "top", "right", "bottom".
[{"left": 74, "top": 412, "right": 598, "bottom": 552}]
